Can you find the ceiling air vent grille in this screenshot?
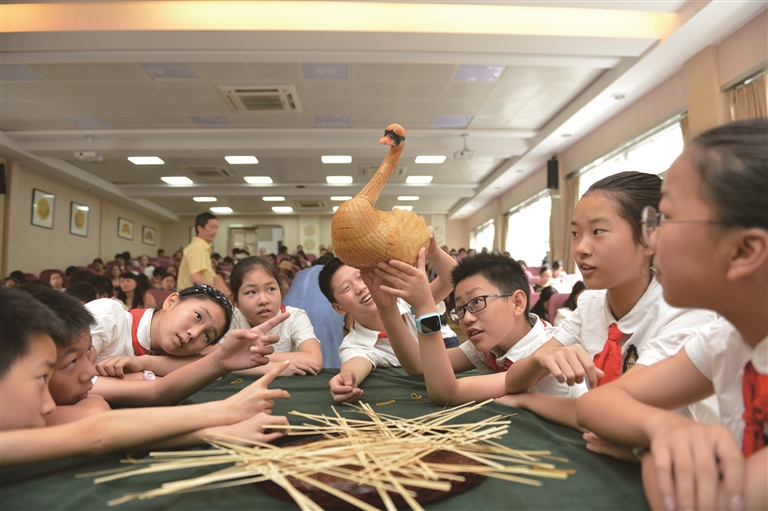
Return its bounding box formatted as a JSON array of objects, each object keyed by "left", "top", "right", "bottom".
[
  {"left": 218, "top": 85, "right": 302, "bottom": 113},
  {"left": 359, "top": 165, "right": 405, "bottom": 176},
  {"left": 179, "top": 166, "right": 233, "bottom": 178},
  {"left": 295, "top": 200, "right": 327, "bottom": 210}
]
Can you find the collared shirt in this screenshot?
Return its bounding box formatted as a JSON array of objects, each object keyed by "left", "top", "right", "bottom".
[
  {"left": 552, "top": 278, "right": 717, "bottom": 397},
  {"left": 686, "top": 318, "right": 768, "bottom": 445},
  {"left": 338, "top": 299, "right": 415, "bottom": 368},
  {"left": 85, "top": 298, "right": 153, "bottom": 363},
  {"left": 177, "top": 236, "right": 214, "bottom": 290},
  {"left": 229, "top": 305, "right": 319, "bottom": 353},
  {"left": 460, "top": 313, "right": 572, "bottom": 397}
]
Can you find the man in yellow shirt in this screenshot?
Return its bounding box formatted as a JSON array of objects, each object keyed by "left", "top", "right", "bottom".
[{"left": 177, "top": 213, "right": 231, "bottom": 295}]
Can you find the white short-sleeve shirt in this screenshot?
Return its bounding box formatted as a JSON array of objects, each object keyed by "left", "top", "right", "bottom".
[
  {"left": 230, "top": 305, "right": 318, "bottom": 353},
  {"left": 85, "top": 298, "right": 153, "bottom": 363},
  {"left": 459, "top": 314, "right": 572, "bottom": 397},
  {"left": 552, "top": 278, "right": 717, "bottom": 397},
  {"left": 685, "top": 318, "right": 768, "bottom": 445},
  {"left": 338, "top": 299, "right": 415, "bottom": 368}
]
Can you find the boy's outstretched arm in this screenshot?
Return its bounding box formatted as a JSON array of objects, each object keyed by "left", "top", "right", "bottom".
[
  {"left": 96, "top": 353, "right": 203, "bottom": 378},
  {"left": 92, "top": 313, "right": 289, "bottom": 407},
  {"left": 1, "top": 364, "right": 291, "bottom": 467},
  {"left": 329, "top": 357, "right": 372, "bottom": 404},
  {"left": 376, "top": 248, "right": 482, "bottom": 405},
  {"left": 44, "top": 395, "right": 111, "bottom": 426}
]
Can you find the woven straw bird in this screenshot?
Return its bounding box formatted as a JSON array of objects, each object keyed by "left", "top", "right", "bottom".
[{"left": 332, "top": 124, "right": 430, "bottom": 270}]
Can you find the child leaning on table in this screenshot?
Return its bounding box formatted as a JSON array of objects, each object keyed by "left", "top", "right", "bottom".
[
  {"left": 0, "top": 287, "right": 291, "bottom": 467},
  {"left": 370, "top": 249, "right": 569, "bottom": 406},
  {"left": 20, "top": 284, "right": 287, "bottom": 414},
  {"left": 318, "top": 246, "right": 453, "bottom": 404},
  {"left": 576, "top": 119, "right": 767, "bottom": 511}
]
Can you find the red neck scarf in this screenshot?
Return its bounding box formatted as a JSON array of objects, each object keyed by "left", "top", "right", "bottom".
[
  {"left": 593, "top": 323, "right": 625, "bottom": 386},
  {"left": 742, "top": 360, "right": 768, "bottom": 456},
  {"left": 129, "top": 308, "right": 149, "bottom": 356}
]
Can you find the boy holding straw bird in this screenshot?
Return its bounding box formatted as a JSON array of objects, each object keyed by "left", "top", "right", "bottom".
[{"left": 370, "top": 245, "right": 569, "bottom": 406}]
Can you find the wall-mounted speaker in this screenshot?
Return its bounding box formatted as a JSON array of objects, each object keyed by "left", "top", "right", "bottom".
[
  {"left": 547, "top": 158, "right": 559, "bottom": 190},
  {"left": 0, "top": 163, "right": 5, "bottom": 194}
]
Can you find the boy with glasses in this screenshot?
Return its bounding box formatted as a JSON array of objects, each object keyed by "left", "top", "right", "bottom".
[{"left": 371, "top": 250, "right": 569, "bottom": 405}]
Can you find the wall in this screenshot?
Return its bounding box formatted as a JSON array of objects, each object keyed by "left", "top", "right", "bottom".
[
  {"left": 6, "top": 162, "right": 102, "bottom": 275},
  {"left": 98, "top": 200, "right": 164, "bottom": 262},
  {"left": 717, "top": 10, "right": 768, "bottom": 88}
]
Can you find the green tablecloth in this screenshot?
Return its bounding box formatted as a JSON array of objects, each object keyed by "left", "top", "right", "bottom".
[{"left": 0, "top": 369, "right": 648, "bottom": 510}]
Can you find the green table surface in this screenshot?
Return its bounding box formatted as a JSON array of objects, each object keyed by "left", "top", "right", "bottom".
[{"left": 0, "top": 368, "right": 648, "bottom": 511}]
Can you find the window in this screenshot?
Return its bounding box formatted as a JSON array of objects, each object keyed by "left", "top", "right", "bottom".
[
  {"left": 505, "top": 192, "right": 551, "bottom": 266},
  {"left": 576, "top": 121, "right": 683, "bottom": 198},
  {"left": 470, "top": 220, "right": 495, "bottom": 252}
]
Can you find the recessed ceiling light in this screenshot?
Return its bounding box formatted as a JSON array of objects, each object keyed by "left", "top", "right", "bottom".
[
  {"left": 314, "top": 115, "right": 351, "bottom": 128},
  {"left": 140, "top": 63, "right": 197, "bottom": 80},
  {"left": 226, "top": 156, "right": 259, "bottom": 164},
  {"left": 453, "top": 65, "right": 504, "bottom": 82},
  {"left": 272, "top": 206, "right": 294, "bottom": 213},
  {"left": 262, "top": 196, "right": 285, "bottom": 202},
  {"left": 161, "top": 176, "right": 193, "bottom": 185},
  {"left": 129, "top": 156, "right": 164, "bottom": 165},
  {"left": 432, "top": 115, "right": 472, "bottom": 129},
  {"left": 66, "top": 116, "right": 112, "bottom": 129},
  {"left": 191, "top": 116, "right": 230, "bottom": 128},
  {"left": 333, "top": 206, "right": 340, "bottom": 212},
  {"left": 331, "top": 196, "right": 353, "bottom": 201},
  {"left": 193, "top": 197, "right": 217, "bottom": 202},
  {"left": 302, "top": 63, "right": 349, "bottom": 80},
  {"left": 405, "top": 176, "right": 433, "bottom": 184},
  {"left": 322, "top": 155, "right": 352, "bottom": 164},
  {"left": 415, "top": 155, "right": 446, "bottom": 164},
  {"left": 397, "top": 196, "right": 419, "bottom": 201},
  {"left": 244, "top": 176, "right": 273, "bottom": 184},
  {"left": 326, "top": 176, "right": 353, "bottom": 184},
  {"left": 393, "top": 205, "right": 414, "bottom": 211},
  {"left": 561, "top": 133, "right": 572, "bottom": 138},
  {"left": 210, "top": 207, "right": 233, "bottom": 214},
  {"left": 611, "top": 93, "right": 627, "bottom": 101}
]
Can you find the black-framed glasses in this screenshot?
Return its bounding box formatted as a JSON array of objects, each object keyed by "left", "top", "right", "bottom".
[
  {"left": 449, "top": 293, "right": 512, "bottom": 321},
  {"left": 179, "top": 283, "right": 233, "bottom": 319},
  {"left": 641, "top": 205, "right": 725, "bottom": 247}
]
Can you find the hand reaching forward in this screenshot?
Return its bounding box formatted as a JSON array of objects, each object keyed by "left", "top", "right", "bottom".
[
  {"left": 532, "top": 343, "right": 604, "bottom": 388},
  {"left": 374, "top": 247, "right": 433, "bottom": 312},
  {"left": 217, "top": 311, "right": 290, "bottom": 372},
  {"left": 95, "top": 355, "right": 144, "bottom": 378},
  {"left": 224, "top": 361, "right": 291, "bottom": 422},
  {"left": 329, "top": 369, "right": 363, "bottom": 404},
  {"left": 203, "top": 413, "right": 290, "bottom": 446}
]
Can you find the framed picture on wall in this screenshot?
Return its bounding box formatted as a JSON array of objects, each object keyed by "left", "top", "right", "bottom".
[
  {"left": 31, "top": 188, "right": 55, "bottom": 229},
  {"left": 118, "top": 217, "right": 134, "bottom": 240},
  {"left": 142, "top": 226, "right": 156, "bottom": 246},
  {"left": 69, "top": 202, "right": 89, "bottom": 237}
]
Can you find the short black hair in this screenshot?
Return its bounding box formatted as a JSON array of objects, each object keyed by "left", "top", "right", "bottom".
[
  {"left": 318, "top": 257, "right": 345, "bottom": 305},
  {"left": 195, "top": 212, "right": 217, "bottom": 234},
  {"left": 0, "top": 287, "right": 66, "bottom": 378},
  {"left": 451, "top": 253, "right": 534, "bottom": 325},
  {"left": 68, "top": 269, "right": 94, "bottom": 285},
  {"left": 65, "top": 281, "right": 97, "bottom": 304},
  {"left": 86, "top": 274, "right": 114, "bottom": 297},
  {"left": 19, "top": 284, "right": 95, "bottom": 347},
  {"left": 8, "top": 271, "right": 26, "bottom": 285}
]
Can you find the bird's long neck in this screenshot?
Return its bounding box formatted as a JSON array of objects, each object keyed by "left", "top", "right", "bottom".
[{"left": 357, "top": 145, "right": 404, "bottom": 207}]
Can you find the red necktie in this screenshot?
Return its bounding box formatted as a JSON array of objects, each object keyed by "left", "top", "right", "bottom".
[
  {"left": 593, "top": 323, "right": 624, "bottom": 386},
  {"left": 741, "top": 361, "right": 768, "bottom": 457},
  {"left": 488, "top": 353, "right": 513, "bottom": 373}
]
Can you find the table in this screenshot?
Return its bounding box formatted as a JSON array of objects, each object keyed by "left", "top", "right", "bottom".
[{"left": 0, "top": 369, "right": 648, "bottom": 510}]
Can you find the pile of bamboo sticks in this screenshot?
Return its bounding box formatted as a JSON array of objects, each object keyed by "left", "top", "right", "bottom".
[{"left": 86, "top": 400, "right": 573, "bottom": 510}]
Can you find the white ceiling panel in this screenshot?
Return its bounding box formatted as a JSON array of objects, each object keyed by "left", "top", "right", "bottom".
[{"left": 1, "top": 0, "right": 760, "bottom": 222}]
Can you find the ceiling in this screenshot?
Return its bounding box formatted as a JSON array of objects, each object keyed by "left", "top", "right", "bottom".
[{"left": 1, "top": 1, "right": 764, "bottom": 222}]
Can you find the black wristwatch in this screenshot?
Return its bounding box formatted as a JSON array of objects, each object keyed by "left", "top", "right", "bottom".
[{"left": 416, "top": 312, "right": 442, "bottom": 336}]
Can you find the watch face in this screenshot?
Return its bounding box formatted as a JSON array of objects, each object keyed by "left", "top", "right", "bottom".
[{"left": 419, "top": 315, "right": 441, "bottom": 335}]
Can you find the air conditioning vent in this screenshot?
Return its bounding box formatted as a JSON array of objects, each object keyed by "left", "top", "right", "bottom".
[
  {"left": 295, "top": 200, "right": 327, "bottom": 210},
  {"left": 218, "top": 85, "right": 302, "bottom": 113},
  {"left": 359, "top": 165, "right": 406, "bottom": 176},
  {"left": 179, "top": 166, "right": 233, "bottom": 178}
]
